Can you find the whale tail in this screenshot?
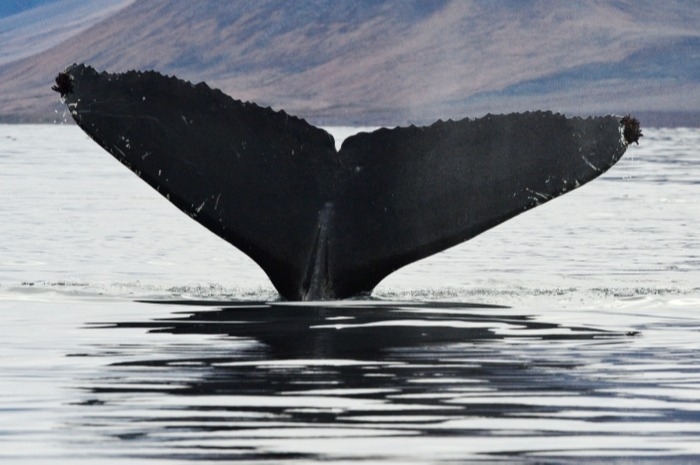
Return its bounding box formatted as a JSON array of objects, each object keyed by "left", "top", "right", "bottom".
[{"left": 54, "top": 64, "right": 635, "bottom": 300}]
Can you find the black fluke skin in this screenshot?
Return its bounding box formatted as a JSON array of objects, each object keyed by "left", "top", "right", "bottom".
[{"left": 54, "top": 64, "right": 634, "bottom": 301}]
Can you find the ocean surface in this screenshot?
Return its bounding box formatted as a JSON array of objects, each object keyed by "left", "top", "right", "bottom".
[{"left": 1, "top": 123, "right": 699, "bottom": 464}]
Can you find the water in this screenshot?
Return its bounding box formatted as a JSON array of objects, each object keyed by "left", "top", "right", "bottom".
[{"left": 1, "top": 124, "right": 699, "bottom": 463}]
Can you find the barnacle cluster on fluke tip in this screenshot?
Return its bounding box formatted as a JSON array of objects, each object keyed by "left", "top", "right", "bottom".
[
  {"left": 51, "top": 72, "right": 73, "bottom": 98},
  {"left": 621, "top": 114, "right": 642, "bottom": 145}
]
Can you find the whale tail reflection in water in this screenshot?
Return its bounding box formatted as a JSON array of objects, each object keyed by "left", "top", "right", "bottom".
[
  {"left": 112, "top": 300, "right": 634, "bottom": 358},
  {"left": 73, "top": 301, "right": 655, "bottom": 462},
  {"left": 53, "top": 65, "right": 640, "bottom": 300}
]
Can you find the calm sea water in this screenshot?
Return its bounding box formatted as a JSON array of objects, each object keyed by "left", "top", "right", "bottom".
[{"left": 1, "top": 124, "right": 699, "bottom": 463}]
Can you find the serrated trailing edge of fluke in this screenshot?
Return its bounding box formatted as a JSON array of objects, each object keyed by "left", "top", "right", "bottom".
[
  {"left": 54, "top": 64, "right": 641, "bottom": 146},
  {"left": 52, "top": 63, "right": 323, "bottom": 142}
]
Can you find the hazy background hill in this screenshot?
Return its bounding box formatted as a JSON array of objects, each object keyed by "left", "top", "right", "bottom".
[{"left": 1, "top": 0, "right": 698, "bottom": 126}]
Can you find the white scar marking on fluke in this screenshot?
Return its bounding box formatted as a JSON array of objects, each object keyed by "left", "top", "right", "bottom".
[
  {"left": 619, "top": 122, "right": 627, "bottom": 146},
  {"left": 581, "top": 155, "right": 600, "bottom": 171},
  {"left": 526, "top": 188, "right": 550, "bottom": 201},
  {"left": 214, "top": 193, "right": 221, "bottom": 210},
  {"left": 196, "top": 200, "right": 207, "bottom": 213}
]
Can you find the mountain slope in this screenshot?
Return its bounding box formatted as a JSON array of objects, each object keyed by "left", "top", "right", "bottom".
[{"left": 1, "top": 0, "right": 698, "bottom": 126}]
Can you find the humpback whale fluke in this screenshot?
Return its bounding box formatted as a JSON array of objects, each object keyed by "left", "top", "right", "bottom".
[{"left": 53, "top": 64, "right": 635, "bottom": 301}]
